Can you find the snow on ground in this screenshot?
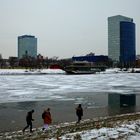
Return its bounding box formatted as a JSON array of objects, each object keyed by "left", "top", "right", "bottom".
[
  {"left": 51, "top": 120, "right": 140, "bottom": 140},
  {"left": 1, "top": 119, "right": 140, "bottom": 140},
  {"left": 1, "top": 113, "right": 140, "bottom": 139},
  {"left": 0, "top": 68, "right": 140, "bottom": 75},
  {"left": 0, "top": 69, "right": 65, "bottom": 75}
]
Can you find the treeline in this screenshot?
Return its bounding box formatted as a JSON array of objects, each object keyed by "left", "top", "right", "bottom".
[{"left": 0, "top": 54, "right": 72, "bottom": 69}]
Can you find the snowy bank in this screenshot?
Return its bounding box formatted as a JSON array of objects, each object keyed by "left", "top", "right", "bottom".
[
  {"left": 1, "top": 112, "right": 140, "bottom": 140},
  {"left": 0, "top": 69, "right": 65, "bottom": 75},
  {"left": 1, "top": 68, "right": 140, "bottom": 75}
]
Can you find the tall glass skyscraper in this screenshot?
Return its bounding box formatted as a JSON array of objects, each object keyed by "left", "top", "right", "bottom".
[
  {"left": 108, "top": 15, "right": 136, "bottom": 64},
  {"left": 18, "top": 35, "right": 37, "bottom": 59}
]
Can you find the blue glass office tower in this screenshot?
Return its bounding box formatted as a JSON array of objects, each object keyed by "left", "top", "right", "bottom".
[
  {"left": 120, "top": 22, "right": 135, "bottom": 63},
  {"left": 18, "top": 35, "right": 37, "bottom": 59},
  {"left": 108, "top": 15, "right": 136, "bottom": 65}
]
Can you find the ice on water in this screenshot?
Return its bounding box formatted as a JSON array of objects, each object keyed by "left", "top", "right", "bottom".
[{"left": 0, "top": 69, "right": 140, "bottom": 103}]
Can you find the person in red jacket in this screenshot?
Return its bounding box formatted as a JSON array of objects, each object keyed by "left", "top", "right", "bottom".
[{"left": 42, "top": 108, "right": 52, "bottom": 131}]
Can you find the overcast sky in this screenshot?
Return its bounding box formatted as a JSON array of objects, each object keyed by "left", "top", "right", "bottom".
[{"left": 0, "top": 0, "right": 140, "bottom": 59}]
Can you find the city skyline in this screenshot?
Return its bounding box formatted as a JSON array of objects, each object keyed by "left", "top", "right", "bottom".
[{"left": 0, "top": 0, "right": 140, "bottom": 59}]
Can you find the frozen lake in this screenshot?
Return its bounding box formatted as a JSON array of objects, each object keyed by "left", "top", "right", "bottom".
[{"left": 0, "top": 72, "right": 140, "bottom": 103}]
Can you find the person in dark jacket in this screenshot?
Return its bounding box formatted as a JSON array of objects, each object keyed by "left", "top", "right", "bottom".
[
  {"left": 76, "top": 104, "right": 83, "bottom": 123},
  {"left": 23, "top": 109, "right": 34, "bottom": 133}
]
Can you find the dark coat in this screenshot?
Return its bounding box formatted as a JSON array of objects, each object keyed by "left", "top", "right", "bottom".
[
  {"left": 76, "top": 107, "right": 83, "bottom": 117},
  {"left": 26, "top": 111, "right": 33, "bottom": 123}
]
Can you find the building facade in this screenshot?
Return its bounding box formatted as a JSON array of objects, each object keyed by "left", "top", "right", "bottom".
[
  {"left": 18, "top": 35, "right": 37, "bottom": 59},
  {"left": 108, "top": 15, "right": 136, "bottom": 65},
  {"left": 72, "top": 55, "right": 108, "bottom": 63}
]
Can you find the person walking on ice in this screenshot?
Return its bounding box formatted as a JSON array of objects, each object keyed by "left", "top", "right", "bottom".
[{"left": 23, "top": 109, "right": 34, "bottom": 133}]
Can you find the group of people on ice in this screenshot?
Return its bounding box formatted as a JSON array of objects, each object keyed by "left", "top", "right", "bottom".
[{"left": 22, "top": 104, "right": 83, "bottom": 133}]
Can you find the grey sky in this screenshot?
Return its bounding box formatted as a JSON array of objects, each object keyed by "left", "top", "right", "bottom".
[{"left": 0, "top": 0, "right": 140, "bottom": 59}]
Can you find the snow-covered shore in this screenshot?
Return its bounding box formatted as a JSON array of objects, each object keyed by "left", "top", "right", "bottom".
[
  {"left": 0, "top": 68, "right": 140, "bottom": 75},
  {"left": 1, "top": 112, "right": 140, "bottom": 140},
  {"left": 0, "top": 69, "right": 65, "bottom": 75}
]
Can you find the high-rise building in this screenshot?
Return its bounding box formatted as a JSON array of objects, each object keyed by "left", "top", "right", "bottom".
[
  {"left": 108, "top": 15, "right": 136, "bottom": 64},
  {"left": 18, "top": 35, "right": 37, "bottom": 59}
]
